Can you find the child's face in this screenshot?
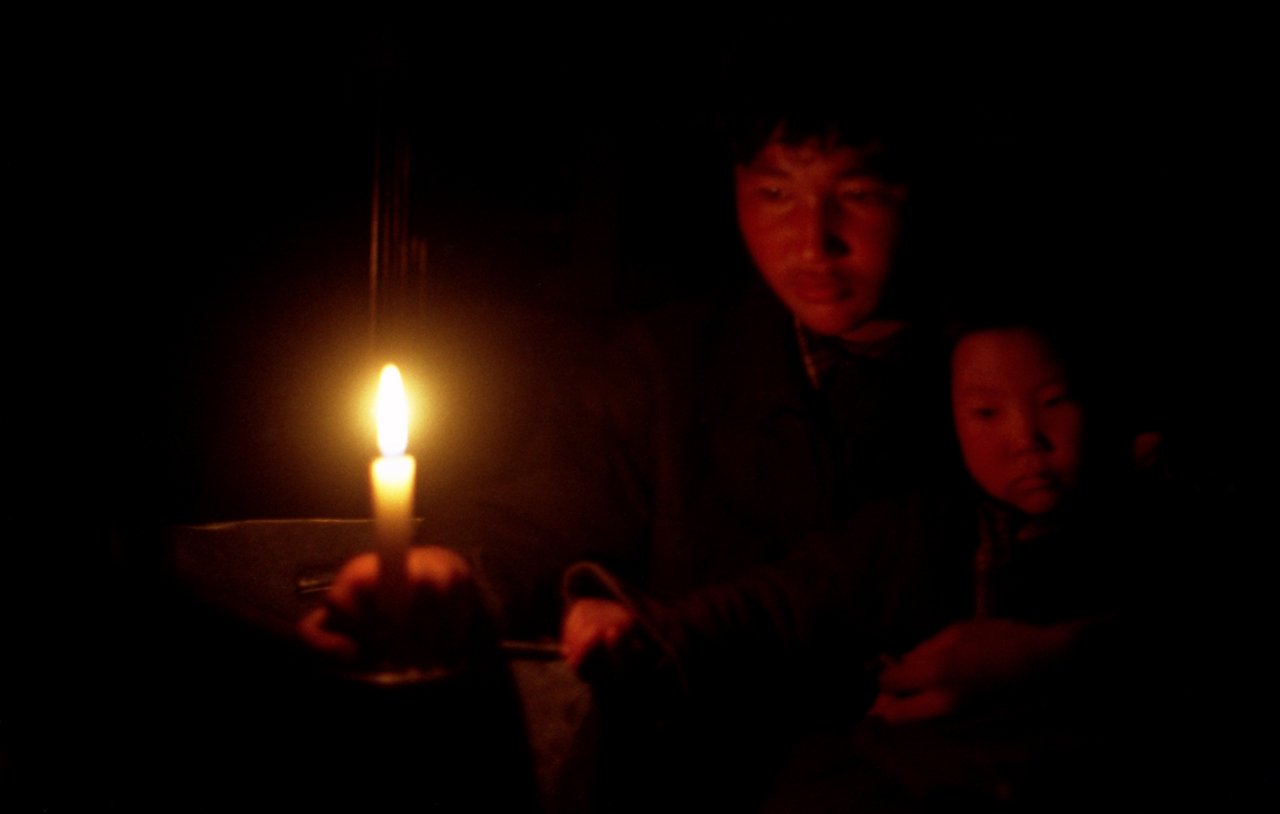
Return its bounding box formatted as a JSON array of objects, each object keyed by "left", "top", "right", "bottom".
[{"left": 951, "top": 328, "right": 1084, "bottom": 515}]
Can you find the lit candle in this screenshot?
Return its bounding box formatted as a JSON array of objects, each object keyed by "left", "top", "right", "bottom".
[{"left": 372, "top": 363, "right": 415, "bottom": 618}]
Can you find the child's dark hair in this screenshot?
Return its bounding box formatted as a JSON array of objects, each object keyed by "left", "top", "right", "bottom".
[
  {"left": 944, "top": 285, "right": 1140, "bottom": 496},
  {"left": 944, "top": 299, "right": 1089, "bottom": 401}
]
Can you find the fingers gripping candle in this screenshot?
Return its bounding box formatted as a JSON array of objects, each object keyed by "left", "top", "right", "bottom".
[{"left": 372, "top": 364, "right": 415, "bottom": 624}]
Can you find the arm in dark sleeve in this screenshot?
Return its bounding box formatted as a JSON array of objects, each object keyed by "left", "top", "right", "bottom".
[
  {"left": 422, "top": 323, "right": 663, "bottom": 641},
  {"left": 563, "top": 494, "right": 959, "bottom": 719}
]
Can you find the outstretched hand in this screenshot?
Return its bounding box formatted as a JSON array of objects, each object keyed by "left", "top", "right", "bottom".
[
  {"left": 561, "top": 597, "right": 650, "bottom": 681},
  {"left": 298, "top": 546, "right": 484, "bottom": 667},
  {"left": 869, "top": 618, "right": 1083, "bottom": 724}
]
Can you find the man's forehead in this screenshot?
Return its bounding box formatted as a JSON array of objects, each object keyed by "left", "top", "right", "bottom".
[{"left": 744, "top": 134, "right": 888, "bottom": 174}]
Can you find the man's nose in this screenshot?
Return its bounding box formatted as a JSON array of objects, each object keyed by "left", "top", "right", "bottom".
[{"left": 798, "top": 197, "right": 849, "bottom": 261}]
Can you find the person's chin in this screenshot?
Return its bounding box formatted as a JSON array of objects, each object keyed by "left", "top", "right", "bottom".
[
  {"left": 793, "top": 299, "right": 864, "bottom": 336},
  {"left": 1008, "top": 482, "right": 1065, "bottom": 516}
]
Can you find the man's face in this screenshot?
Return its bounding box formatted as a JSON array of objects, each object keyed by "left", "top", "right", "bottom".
[
  {"left": 951, "top": 328, "right": 1085, "bottom": 516},
  {"left": 735, "top": 134, "right": 908, "bottom": 342}
]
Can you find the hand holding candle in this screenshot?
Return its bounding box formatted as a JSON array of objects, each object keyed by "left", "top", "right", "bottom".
[{"left": 297, "top": 363, "right": 495, "bottom": 669}]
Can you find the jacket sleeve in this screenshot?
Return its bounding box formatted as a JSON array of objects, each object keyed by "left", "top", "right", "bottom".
[
  {"left": 422, "top": 321, "right": 664, "bottom": 641},
  {"left": 561, "top": 494, "right": 964, "bottom": 719}
]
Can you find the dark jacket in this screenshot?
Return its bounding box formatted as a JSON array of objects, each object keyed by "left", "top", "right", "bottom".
[
  {"left": 428, "top": 282, "right": 948, "bottom": 812},
  {"left": 441, "top": 281, "right": 945, "bottom": 644}
]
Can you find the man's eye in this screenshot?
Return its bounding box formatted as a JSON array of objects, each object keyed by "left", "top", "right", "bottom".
[
  {"left": 757, "top": 186, "right": 787, "bottom": 201},
  {"left": 839, "top": 185, "right": 896, "bottom": 206}
]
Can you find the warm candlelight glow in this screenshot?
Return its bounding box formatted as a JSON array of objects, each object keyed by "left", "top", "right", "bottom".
[
  {"left": 371, "top": 362, "right": 415, "bottom": 633},
  {"left": 375, "top": 364, "right": 409, "bottom": 455}
]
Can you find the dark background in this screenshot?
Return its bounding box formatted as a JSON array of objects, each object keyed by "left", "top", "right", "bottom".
[
  {"left": 8, "top": 13, "right": 1264, "bottom": 528},
  {"left": 5, "top": 10, "right": 1269, "bottom": 807}
]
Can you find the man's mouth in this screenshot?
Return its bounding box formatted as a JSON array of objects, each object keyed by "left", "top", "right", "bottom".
[
  {"left": 1011, "top": 472, "right": 1060, "bottom": 493},
  {"left": 790, "top": 271, "right": 851, "bottom": 303}
]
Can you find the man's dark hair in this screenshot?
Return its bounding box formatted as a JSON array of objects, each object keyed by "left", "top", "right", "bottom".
[
  {"left": 716, "top": 32, "right": 927, "bottom": 183},
  {"left": 712, "top": 24, "right": 945, "bottom": 319}
]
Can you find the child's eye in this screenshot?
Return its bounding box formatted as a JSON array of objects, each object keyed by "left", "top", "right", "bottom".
[
  {"left": 1041, "top": 389, "right": 1076, "bottom": 408},
  {"left": 970, "top": 407, "right": 999, "bottom": 420}
]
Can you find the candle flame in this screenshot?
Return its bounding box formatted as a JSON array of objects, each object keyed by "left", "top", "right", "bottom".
[{"left": 375, "top": 363, "right": 409, "bottom": 456}]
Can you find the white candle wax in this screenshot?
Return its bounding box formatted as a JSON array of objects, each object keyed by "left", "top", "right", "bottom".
[{"left": 372, "top": 364, "right": 414, "bottom": 615}]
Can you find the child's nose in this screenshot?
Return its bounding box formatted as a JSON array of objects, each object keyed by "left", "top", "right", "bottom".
[{"left": 1008, "top": 411, "right": 1052, "bottom": 453}]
